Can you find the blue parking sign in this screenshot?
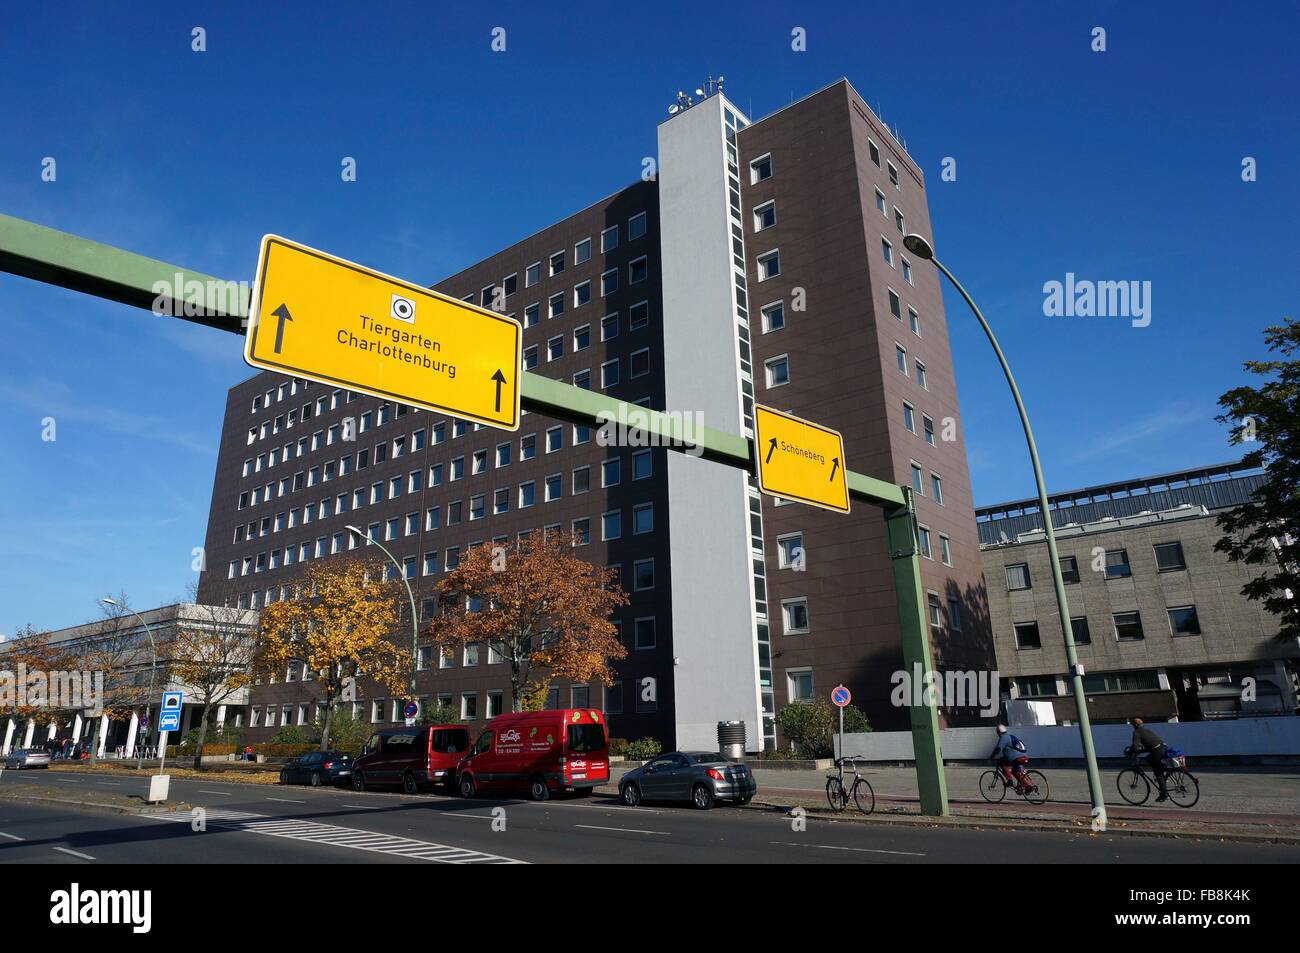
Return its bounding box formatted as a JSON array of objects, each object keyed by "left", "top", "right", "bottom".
[{"left": 159, "top": 691, "right": 183, "bottom": 732}]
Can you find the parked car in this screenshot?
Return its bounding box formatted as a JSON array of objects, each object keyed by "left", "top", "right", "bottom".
[
  {"left": 278, "top": 750, "right": 352, "bottom": 787},
  {"left": 456, "top": 708, "right": 608, "bottom": 801},
  {"left": 3, "top": 749, "right": 52, "bottom": 770},
  {"left": 352, "top": 724, "right": 471, "bottom": 794},
  {"left": 619, "top": 751, "right": 756, "bottom": 809}
]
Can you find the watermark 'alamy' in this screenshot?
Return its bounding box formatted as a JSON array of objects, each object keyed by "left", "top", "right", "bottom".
[
  {"left": 0, "top": 663, "right": 103, "bottom": 716},
  {"left": 597, "top": 405, "right": 704, "bottom": 457},
  {"left": 152, "top": 272, "right": 250, "bottom": 319},
  {"left": 890, "top": 664, "right": 999, "bottom": 717},
  {"left": 1042, "top": 273, "right": 1151, "bottom": 328}
]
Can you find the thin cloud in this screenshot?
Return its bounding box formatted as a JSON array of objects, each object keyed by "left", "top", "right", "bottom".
[{"left": 1069, "top": 402, "right": 1211, "bottom": 463}]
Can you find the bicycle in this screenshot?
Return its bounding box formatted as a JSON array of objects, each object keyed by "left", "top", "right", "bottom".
[
  {"left": 825, "top": 756, "right": 875, "bottom": 814},
  {"left": 979, "top": 762, "right": 1050, "bottom": 806},
  {"left": 1116, "top": 752, "right": 1199, "bottom": 808}
]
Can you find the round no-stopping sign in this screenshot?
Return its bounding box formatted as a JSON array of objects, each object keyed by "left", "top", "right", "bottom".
[
  {"left": 831, "top": 685, "right": 852, "bottom": 708},
  {"left": 403, "top": 702, "right": 418, "bottom": 719}
]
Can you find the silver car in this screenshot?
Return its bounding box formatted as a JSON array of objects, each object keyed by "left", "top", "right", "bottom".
[
  {"left": 4, "top": 749, "right": 52, "bottom": 769},
  {"left": 619, "top": 751, "right": 757, "bottom": 809}
]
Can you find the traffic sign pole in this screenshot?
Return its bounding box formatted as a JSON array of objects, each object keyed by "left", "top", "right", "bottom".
[{"left": 0, "top": 214, "right": 953, "bottom": 816}]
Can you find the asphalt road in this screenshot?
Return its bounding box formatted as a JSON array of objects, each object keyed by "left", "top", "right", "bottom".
[{"left": 0, "top": 770, "right": 1293, "bottom": 864}]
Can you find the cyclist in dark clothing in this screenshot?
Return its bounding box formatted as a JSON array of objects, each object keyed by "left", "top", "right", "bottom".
[{"left": 1128, "top": 717, "right": 1170, "bottom": 802}]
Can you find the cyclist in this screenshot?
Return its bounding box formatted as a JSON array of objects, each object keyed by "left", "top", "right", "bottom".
[
  {"left": 1127, "top": 717, "right": 1171, "bottom": 802},
  {"left": 989, "top": 724, "right": 1032, "bottom": 794}
]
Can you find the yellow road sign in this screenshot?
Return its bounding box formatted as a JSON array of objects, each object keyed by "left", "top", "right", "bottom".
[
  {"left": 244, "top": 236, "right": 521, "bottom": 430},
  {"left": 753, "top": 405, "right": 850, "bottom": 513}
]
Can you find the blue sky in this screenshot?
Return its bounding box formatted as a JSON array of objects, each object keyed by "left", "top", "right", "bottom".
[{"left": 2, "top": 1, "right": 1296, "bottom": 633}]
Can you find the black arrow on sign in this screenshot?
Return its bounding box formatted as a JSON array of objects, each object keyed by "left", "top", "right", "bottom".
[
  {"left": 272, "top": 303, "right": 293, "bottom": 354},
  {"left": 765, "top": 438, "right": 777, "bottom": 464},
  {"left": 491, "top": 369, "right": 506, "bottom": 413},
  {"left": 829, "top": 457, "right": 840, "bottom": 481}
]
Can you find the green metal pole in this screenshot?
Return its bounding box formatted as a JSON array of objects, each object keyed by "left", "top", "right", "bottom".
[
  {"left": 929, "top": 254, "right": 1107, "bottom": 828},
  {"left": 886, "top": 491, "right": 949, "bottom": 816}
]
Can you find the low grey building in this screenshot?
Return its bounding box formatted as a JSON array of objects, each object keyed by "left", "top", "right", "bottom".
[{"left": 977, "top": 461, "right": 1298, "bottom": 724}]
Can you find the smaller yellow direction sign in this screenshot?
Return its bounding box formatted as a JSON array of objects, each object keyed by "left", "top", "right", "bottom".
[
  {"left": 244, "top": 236, "right": 522, "bottom": 430},
  {"left": 753, "top": 405, "right": 850, "bottom": 514}
]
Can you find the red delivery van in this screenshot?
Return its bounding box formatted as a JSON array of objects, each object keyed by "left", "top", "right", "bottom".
[
  {"left": 456, "top": 708, "right": 609, "bottom": 801},
  {"left": 351, "top": 724, "right": 472, "bottom": 794}
]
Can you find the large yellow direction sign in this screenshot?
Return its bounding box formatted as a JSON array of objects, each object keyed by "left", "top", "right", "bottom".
[
  {"left": 244, "top": 236, "right": 522, "bottom": 430},
  {"left": 753, "top": 405, "right": 850, "bottom": 514}
]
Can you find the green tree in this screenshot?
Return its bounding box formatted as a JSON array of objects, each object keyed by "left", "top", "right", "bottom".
[
  {"left": 416, "top": 702, "right": 460, "bottom": 726},
  {"left": 776, "top": 701, "right": 870, "bottom": 758},
  {"left": 1215, "top": 316, "right": 1300, "bottom": 643},
  {"left": 315, "top": 705, "right": 372, "bottom": 754}
]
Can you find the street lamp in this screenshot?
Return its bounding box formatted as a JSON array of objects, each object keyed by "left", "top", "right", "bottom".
[
  {"left": 99, "top": 598, "right": 157, "bottom": 771},
  {"left": 903, "top": 232, "right": 1107, "bottom": 827},
  {"left": 345, "top": 526, "right": 420, "bottom": 711}
]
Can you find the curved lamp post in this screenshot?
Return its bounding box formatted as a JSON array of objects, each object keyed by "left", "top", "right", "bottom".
[
  {"left": 99, "top": 598, "right": 157, "bottom": 770},
  {"left": 345, "top": 526, "right": 420, "bottom": 711},
  {"left": 903, "top": 232, "right": 1107, "bottom": 827}
]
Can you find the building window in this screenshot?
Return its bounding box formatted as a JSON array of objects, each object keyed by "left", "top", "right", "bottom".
[
  {"left": 782, "top": 597, "right": 810, "bottom": 634},
  {"left": 630, "top": 348, "right": 650, "bottom": 378},
  {"left": 948, "top": 598, "right": 963, "bottom": 632},
  {"left": 889, "top": 288, "right": 902, "bottom": 319},
  {"left": 628, "top": 211, "right": 647, "bottom": 240},
  {"left": 1168, "top": 605, "right": 1202, "bottom": 636},
  {"left": 601, "top": 313, "right": 619, "bottom": 341},
  {"left": 1104, "top": 549, "right": 1132, "bottom": 579},
  {"left": 911, "top": 463, "right": 923, "bottom": 496},
  {"left": 572, "top": 518, "right": 591, "bottom": 545},
  {"left": 903, "top": 403, "right": 916, "bottom": 433},
  {"left": 761, "top": 301, "right": 785, "bottom": 333},
  {"left": 574, "top": 237, "right": 591, "bottom": 265},
  {"left": 765, "top": 355, "right": 790, "bottom": 388},
  {"left": 1006, "top": 563, "right": 1032, "bottom": 591},
  {"left": 1114, "top": 611, "right": 1145, "bottom": 642},
  {"left": 518, "top": 481, "right": 536, "bottom": 508},
  {"left": 1070, "top": 616, "right": 1091, "bottom": 644},
  {"left": 787, "top": 668, "right": 813, "bottom": 703},
  {"left": 628, "top": 256, "right": 648, "bottom": 284},
  {"left": 548, "top": 293, "right": 565, "bottom": 319},
  {"left": 629, "top": 301, "right": 649, "bottom": 330},
  {"left": 926, "top": 592, "right": 943, "bottom": 631},
  {"left": 546, "top": 426, "right": 562, "bottom": 452},
  {"left": 908, "top": 307, "right": 921, "bottom": 336},
  {"left": 461, "top": 693, "right": 478, "bottom": 721},
  {"left": 526, "top": 262, "right": 541, "bottom": 287},
  {"left": 753, "top": 200, "right": 776, "bottom": 231},
  {"left": 917, "top": 525, "right": 933, "bottom": 559},
  {"left": 750, "top": 154, "right": 773, "bottom": 183},
  {"left": 757, "top": 250, "right": 780, "bottom": 280},
  {"left": 632, "top": 503, "right": 654, "bottom": 535},
  {"left": 896, "top": 343, "right": 908, "bottom": 374},
  {"left": 601, "top": 358, "right": 620, "bottom": 389},
  {"left": 881, "top": 237, "right": 894, "bottom": 267},
  {"left": 875, "top": 186, "right": 886, "bottom": 212},
  {"left": 1154, "top": 542, "right": 1187, "bottom": 572},
  {"left": 1059, "top": 556, "right": 1080, "bottom": 584},
  {"left": 939, "top": 534, "right": 952, "bottom": 566},
  {"left": 601, "top": 225, "right": 618, "bottom": 253},
  {"left": 777, "top": 533, "right": 803, "bottom": 569},
  {"left": 930, "top": 473, "right": 944, "bottom": 505},
  {"left": 922, "top": 415, "right": 935, "bottom": 446},
  {"left": 574, "top": 280, "right": 591, "bottom": 308},
  {"left": 633, "top": 617, "right": 656, "bottom": 650},
  {"left": 633, "top": 558, "right": 655, "bottom": 590},
  {"left": 1014, "top": 621, "right": 1041, "bottom": 650},
  {"left": 523, "top": 344, "right": 538, "bottom": 370},
  {"left": 549, "top": 250, "right": 565, "bottom": 276},
  {"left": 888, "top": 161, "right": 900, "bottom": 188},
  {"left": 915, "top": 361, "right": 927, "bottom": 389}
]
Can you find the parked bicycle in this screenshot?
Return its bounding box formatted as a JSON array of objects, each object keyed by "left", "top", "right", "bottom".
[
  {"left": 1116, "top": 751, "right": 1199, "bottom": 808},
  {"left": 825, "top": 756, "right": 875, "bottom": 815},
  {"left": 979, "top": 764, "right": 1050, "bottom": 805}
]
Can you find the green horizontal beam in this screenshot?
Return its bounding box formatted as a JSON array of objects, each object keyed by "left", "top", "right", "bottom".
[{"left": 0, "top": 212, "right": 906, "bottom": 510}]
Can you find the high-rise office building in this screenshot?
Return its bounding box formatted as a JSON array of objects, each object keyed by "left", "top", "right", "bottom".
[{"left": 198, "top": 78, "right": 994, "bottom": 749}]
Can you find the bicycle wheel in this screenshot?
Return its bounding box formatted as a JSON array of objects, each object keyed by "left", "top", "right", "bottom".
[
  {"left": 1116, "top": 768, "right": 1151, "bottom": 805},
  {"left": 979, "top": 769, "right": 1007, "bottom": 803},
  {"left": 851, "top": 777, "right": 875, "bottom": 815},
  {"left": 1164, "top": 770, "right": 1200, "bottom": 808},
  {"left": 825, "top": 776, "right": 845, "bottom": 812},
  {"left": 1020, "top": 770, "right": 1049, "bottom": 805}
]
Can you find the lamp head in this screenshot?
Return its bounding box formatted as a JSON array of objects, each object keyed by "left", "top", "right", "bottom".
[{"left": 902, "top": 233, "right": 935, "bottom": 261}]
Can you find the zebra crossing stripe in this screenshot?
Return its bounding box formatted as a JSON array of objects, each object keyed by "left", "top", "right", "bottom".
[{"left": 151, "top": 810, "right": 524, "bottom": 864}]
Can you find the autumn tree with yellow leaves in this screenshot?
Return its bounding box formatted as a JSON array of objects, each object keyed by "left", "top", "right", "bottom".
[
  {"left": 169, "top": 600, "right": 258, "bottom": 769},
  {"left": 428, "top": 533, "right": 628, "bottom": 713},
  {"left": 256, "top": 557, "right": 411, "bottom": 750}
]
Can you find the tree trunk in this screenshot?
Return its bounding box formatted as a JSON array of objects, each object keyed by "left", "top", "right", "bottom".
[
  {"left": 511, "top": 664, "right": 522, "bottom": 713},
  {"left": 192, "top": 702, "right": 211, "bottom": 770},
  {"left": 319, "top": 696, "right": 335, "bottom": 750}
]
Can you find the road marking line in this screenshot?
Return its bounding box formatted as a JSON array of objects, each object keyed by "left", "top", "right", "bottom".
[
  {"left": 55, "top": 778, "right": 81, "bottom": 783},
  {"left": 574, "top": 824, "right": 670, "bottom": 836},
  {"left": 151, "top": 809, "right": 524, "bottom": 864},
  {"left": 53, "top": 847, "right": 95, "bottom": 861},
  {"left": 340, "top": 804, "right": 376, "bottom": 809},
  {"left": 440, "top": 811, "right": 497, "bottom": 819},
  {"left": 770, "top": 841, "right": 925, "bottom": 857},
  {"left": 94, "top": 781, "right": 121, "bottom": 786},
  {"left": 199, "top": 789, "right": 234, "bottom": 796},
  {"left": 264, "top": 797, "right": 306, "bottom": 803},
  {"left": 0, "top": 831, "right": 25, "bottom": 841}
]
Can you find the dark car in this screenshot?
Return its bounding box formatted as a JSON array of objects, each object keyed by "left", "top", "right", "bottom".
[
  {"left": 3, "top": 749, "right": 52, "bottom": 770},
  {"left": 278, "top": 750, "right": 352, "bottom": 787},
  {"left": 353, "top": 725, "right": 471, "bottom": 794},
  {"left": 619, "top": 751, "right": 756, "bottom": 809}
]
